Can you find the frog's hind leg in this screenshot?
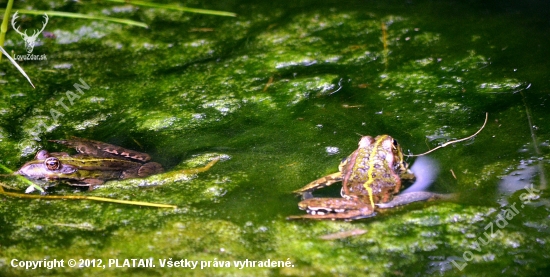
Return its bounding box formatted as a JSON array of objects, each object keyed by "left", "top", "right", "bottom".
[
  {"left": 376, "top": 191, "right": 458, "bottom": 209},
  {"left": 138, "top": 162, "right": 164, "bottom": 177},
  {"left": 287, "top": 197, "right": 377, "bottom": 221},
  {"left": 287, "top": 203, "right": 377, "bottom": 221},
  {"left": 287, "top": 211, "right": 377, "bottom": 221},
  {"left": 293, "top": 172, "right": 342, "bottom": 194},
  {"left": 51, "top": 137, "right": 152, "bottom": 162}
]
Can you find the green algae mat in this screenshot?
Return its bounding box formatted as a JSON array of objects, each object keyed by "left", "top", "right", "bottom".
[{"left": 1, "top": 0, "right": 549, "bottom": 276}]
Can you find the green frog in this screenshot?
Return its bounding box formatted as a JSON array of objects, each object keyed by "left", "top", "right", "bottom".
[
  {"left": 16, "top": 137, "right": 165, "bottom": 189},
  {"left": 288, "top": 135, "right": 446, "bottom": 220}
]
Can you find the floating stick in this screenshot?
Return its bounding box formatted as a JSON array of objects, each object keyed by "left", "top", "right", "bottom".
[
  {"left": 0, "top": 185, "right": 177, "bottom": 208},
  {"left": 406, "top": 112, "right": 488, "bottom": 157}
]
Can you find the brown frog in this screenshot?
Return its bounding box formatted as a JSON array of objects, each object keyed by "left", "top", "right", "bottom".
[
  {"left": 16, "top": 137, "right": 164, "bottom": 188},
  {"left": 288, "top": 135, "right": 446, "bottom": 220}
]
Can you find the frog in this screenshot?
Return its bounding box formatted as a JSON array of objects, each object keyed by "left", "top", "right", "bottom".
[
  {"left": 288, "top": 135, "right": 448, "bottom": 220},
  {"left": 16, "top": 137, "right": 165, "bottom": 189}
]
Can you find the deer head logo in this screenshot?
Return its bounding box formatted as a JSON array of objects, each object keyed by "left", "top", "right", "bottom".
[{"left": 11, "top": 11, "right": 49, "bottom": 54}]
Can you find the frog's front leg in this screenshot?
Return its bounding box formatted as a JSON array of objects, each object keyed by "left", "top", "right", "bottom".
[
  {"left": 287, "top": 196, "right": 376, "bottom": 221},
  {"left": 375, "top": 191, "right": 457, "bottom": 209},
  {"left": 293, "top": 172, "right": 342, "bottom": 194}
]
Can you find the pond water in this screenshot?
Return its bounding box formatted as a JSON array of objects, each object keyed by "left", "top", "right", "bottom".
[{"left": 1, "top": 0, "right": 549, "bottom": 276}]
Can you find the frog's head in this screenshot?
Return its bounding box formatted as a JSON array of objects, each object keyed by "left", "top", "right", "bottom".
[{"left": 16, "top": 150, "right": 77, "bottom": 180}]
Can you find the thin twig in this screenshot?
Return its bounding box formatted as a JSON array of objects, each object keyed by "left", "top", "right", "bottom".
[
  {"left": 450, "top": 169, "right": 457, "bottom": 179},
  {"left": 106, "top": 0, "right": 237, "bottom": 17},
  {"left": 9, "top": 9, "right": 148, "bottom": 28},
  {"left": 381, "top": 22, "right": 388, "bottom": 69},
  {"left": 406, "top": 112, "right": 488, "bottom": 157},
  {"left": 262, "top": 76, "right": 273, "bottom": 92},
  {"left": 520, "top": 85, "right": 547, "bottom": 190},
  {"left": 0, "top": 45, "right": 35, "bottom": 88},
  {"left": 0, "top": 186, "right": 177, "bottom": 208},
  {"left": 0, "top": 0, "right": 15, "bottom": 60}
]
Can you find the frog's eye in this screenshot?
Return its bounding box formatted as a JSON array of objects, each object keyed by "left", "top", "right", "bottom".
[
  {"left": 44, "top": 157, "right": 61, "bottom": 170},
  {"left": 392, "top": 139, "right": 399, "bottom": 148}
]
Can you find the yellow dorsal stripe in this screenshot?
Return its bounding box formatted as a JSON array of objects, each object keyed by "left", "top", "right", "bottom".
[{"left": 362, "top": 135, "right": 388, "bottom": 208}]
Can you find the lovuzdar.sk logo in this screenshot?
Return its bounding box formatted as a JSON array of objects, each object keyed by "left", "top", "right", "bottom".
[{"left": 11, "top": 11, "right": 48, "bottom": 61}]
